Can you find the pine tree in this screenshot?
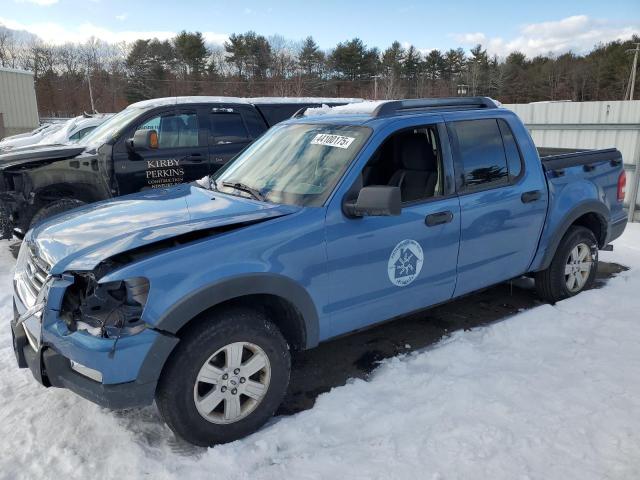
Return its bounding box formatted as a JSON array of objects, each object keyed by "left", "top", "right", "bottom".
[
  {"left": 298, "top": 36, "right": 325, "bottom": 76},
  {"left": 173, "top": 31, "right": 208, "bottom": 77},
  {"left": 330, "top": 38, "right": 379, "bottom": 81}
]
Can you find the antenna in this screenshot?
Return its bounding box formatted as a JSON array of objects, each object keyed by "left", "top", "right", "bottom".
[
  {"left": 86, "top": 61, "right": 96, "bottom": 114},
  {"left": 625, "top": 43, "right": 640, "bottom": 100}
]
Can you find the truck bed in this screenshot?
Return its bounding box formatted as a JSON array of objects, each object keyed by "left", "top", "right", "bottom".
[{"left": 538, "top": 147, "right": 622, "bottom": 172}]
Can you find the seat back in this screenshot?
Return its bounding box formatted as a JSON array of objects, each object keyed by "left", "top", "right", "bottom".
[{"left": 388, "top": 135, "right": 438, "bottom": 202}]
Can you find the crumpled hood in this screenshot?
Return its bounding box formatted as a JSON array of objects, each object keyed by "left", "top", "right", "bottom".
[
  {"left": 29, "top": 184, "right": 299, "bottom": 273},
  {"left": 0, "top": 144, "right": 85, "bottom": 168}
]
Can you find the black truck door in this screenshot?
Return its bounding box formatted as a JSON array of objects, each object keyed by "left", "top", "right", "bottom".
[
  {"left": 207, "top": 105, "right": 268, "bottom": 173},
  {"left": 114, "top": 107, "right": 209, "bottom": 194}
]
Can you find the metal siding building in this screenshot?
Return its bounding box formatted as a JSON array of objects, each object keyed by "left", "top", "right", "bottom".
[
  {"left": 505, "top": 100, "right": 640, "bottom": 221},
  {"left": 0, "top": 67, "right": 39, "bottom": 139}
]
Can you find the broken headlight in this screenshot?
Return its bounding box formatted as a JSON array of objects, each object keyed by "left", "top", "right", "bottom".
[{"left": 61, "top": 274, "right": 149, "bottom": 338}]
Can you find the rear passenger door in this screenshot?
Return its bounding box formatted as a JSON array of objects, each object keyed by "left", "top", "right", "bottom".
[
  {"left": 207, "top": 106, "right": 268, "bottom": 173},
  {"left": 448, "top": 116, "right": 548, "bottom": 296}
]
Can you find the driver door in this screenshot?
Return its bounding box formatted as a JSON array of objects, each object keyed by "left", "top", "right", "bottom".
[
  {"left": 114, "top": 108, "right": 209, "bottom": 194},
  {"left": 324, "top": 121, "right": 461, "bottom": 338}
]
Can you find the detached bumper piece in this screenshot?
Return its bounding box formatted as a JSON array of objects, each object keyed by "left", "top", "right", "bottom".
[{"left": 11, "top": 320, "right": 157, "bottom": 410}]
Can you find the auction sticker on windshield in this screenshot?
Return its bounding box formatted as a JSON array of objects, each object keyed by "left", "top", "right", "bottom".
[{"left": 311, "top": 134, "right": 355, "bottom": 149}]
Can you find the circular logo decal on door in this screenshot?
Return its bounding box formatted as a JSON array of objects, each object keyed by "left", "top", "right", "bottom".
[{"left": 387, "top": 239, "right": 424, "bottom": 287}]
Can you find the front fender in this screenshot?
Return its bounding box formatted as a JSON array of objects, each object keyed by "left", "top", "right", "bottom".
[{"left": 152, "top": 273, "right": 320, "bottom": 348}]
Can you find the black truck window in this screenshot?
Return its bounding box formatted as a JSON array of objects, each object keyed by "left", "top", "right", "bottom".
[
  {"left": 210, "top": 113, "right": 250, "bottom": 145},
  {"left": 451, "top": 119, "right": 509, "bottom": 191},
  {"left": 140, "top": 112, "right": 199, "bottom": 149}
]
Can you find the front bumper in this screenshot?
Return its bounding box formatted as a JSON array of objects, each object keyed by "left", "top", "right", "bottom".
[
  {"left": 11, "top": 317, "right": 160, "bottom": 409},
  {"left": 11, "top": 279, "right": 179, "bottom": 409}
]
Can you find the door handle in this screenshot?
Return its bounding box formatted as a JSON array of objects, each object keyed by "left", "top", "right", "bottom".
[
  {"left": 521, "top": 190, "right": 541, "bottom": 203},
  {"left": 186, "top": 153, "right": 205, "bottom": 162},
  {"left": 425, "top": 211, "right": 453, "bottom": 227}
]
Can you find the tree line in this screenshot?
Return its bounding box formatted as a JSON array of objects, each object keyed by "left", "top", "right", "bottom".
[{"left": 0, "top": 27, "right": 638, "bottom": 117}]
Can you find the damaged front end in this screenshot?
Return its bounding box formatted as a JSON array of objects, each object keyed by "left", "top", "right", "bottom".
[
  {"left": 0, "top": 168, "right": 38, "bottom": 240},
  {"left": 60, "top": 266, "right": 150, "bottom": 342},
  {"left": 0, "top": 200, "right": 13, "bottom": 240},
  {"left": 0, "top": 173, "right": 25, "bottom": 240},
  {"left": 12, "top": 246, "right": 179, "bottom": 407}
]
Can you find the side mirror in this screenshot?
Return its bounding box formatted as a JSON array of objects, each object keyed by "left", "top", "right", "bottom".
[
  {"left": 127, "top": 129, "right": 158, "bottom": 151},
  {"left": 343, "top": 186, "right": 401, "bottom": 217}
]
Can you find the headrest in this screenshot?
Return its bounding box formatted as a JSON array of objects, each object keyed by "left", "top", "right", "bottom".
[
  {"left": 399, "top": 135, "right": 437, "bottom": 171},
  {"left": 163, "top": 116, "right": 182, "bottom": 131}
]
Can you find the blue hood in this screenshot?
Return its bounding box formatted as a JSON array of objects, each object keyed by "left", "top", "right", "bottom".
[{"left": 30, "top": 184, "right": 299, "bottom": 274}]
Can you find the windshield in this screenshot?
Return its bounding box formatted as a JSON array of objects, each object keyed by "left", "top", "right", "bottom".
[
  {"left": 212, "top": 123, "right": 371, "bottom": 207},
  {"left": 80, "top": 107, "right": 144, "bottom": 147}
]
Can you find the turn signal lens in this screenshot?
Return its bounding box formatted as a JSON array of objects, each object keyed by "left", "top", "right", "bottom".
[{"left": 149, "top": 130, "right": 159, "bottom": 149}]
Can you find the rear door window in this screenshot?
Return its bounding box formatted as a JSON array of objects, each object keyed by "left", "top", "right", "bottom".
[
  {"left": 497, "top": 119, "right": 523, "bottom": 180},
  {"left": 209, "top": 113, "right": 250, "bottom": 145},
  {"left": 450, "top": 119, "right": 509, "bottom": 191}
]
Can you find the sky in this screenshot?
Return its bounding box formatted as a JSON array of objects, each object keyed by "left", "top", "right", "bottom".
[{"left": 1, "top": 0, "right": 639, "bottom": 57}]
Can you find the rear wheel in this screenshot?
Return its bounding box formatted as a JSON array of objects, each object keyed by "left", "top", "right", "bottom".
[
  {"left": 156, "top": 306, "right": 290, "bottom": 446},
  {"left": 535, "top": 226, "right": 598, "bottom": 303}
]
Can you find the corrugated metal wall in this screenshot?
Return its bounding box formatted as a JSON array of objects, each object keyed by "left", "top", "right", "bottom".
[
  {"left": 505, "top": 100, "right": 640, "bottom": 221},
  {"left": 0, "top": 67, "right": 39, "bottom": 138}
]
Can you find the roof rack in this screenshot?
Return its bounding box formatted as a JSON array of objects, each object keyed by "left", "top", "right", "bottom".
[{"left": 372, "top": 97, "right": 499, "bottom": 117}]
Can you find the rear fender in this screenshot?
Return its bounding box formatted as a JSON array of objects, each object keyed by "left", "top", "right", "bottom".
[{"left": 531, "top": 198, "right": 608, "bottom": 272}]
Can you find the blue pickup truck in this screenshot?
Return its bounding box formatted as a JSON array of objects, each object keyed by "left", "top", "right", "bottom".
[{"left": 11, "top": 97, "right": 627, "bottom": 446}]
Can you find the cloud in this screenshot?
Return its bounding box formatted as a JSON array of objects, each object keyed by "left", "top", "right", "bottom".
[
  {"left": 0, "top": 16, "right": 228, "bottom": 46},
  {"left": 115, "top": 13, "right": 127, "bottom": 21},
  {"left": 453, "top": 32, "right": 486, "bottom": 45},
  {"left": 452, "top": 15, "right": 640, "bottom": 57},
  {"left": 399, "top": 41, "right": 435, "bottom": 57},
  {"left": 203, "top": 32, "right": 228, "bottom": 45},
  {"left": 14, "top": 0, "right": 58, "bottom": 5}
]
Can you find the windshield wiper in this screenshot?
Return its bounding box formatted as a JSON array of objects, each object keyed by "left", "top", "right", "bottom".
[{"left": 221, "top": 181, "right": 266, "bottom": 202}]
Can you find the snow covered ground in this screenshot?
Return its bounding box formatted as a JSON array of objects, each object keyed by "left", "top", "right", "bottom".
[{"left": 1, "top": 225, "right": 639, "bottom": 480}]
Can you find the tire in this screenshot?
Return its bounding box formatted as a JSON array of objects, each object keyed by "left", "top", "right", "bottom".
[
  {"left": 535, "top": 226, "right": 598, "bottom": 303},
  {"left": 156, "top": 306, "right": 291, "bottom": 446},
  {"left": 29, "top": 198, "right": 86, "bottom": 228}
]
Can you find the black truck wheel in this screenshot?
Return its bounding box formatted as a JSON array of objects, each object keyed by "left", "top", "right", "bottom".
[
  {"left": 30, "top": 198, "right": 86, "bottom": 228},
  {"left": 156, "top": 306, "right": 291, "bottom": 446},
  {"left": 535, "top": 226, "right": 598, "bottom": 303}
]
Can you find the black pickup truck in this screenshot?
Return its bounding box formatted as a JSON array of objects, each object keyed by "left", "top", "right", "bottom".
[{"left": 0, "top": 96, "right": 358, "bottom": 239}]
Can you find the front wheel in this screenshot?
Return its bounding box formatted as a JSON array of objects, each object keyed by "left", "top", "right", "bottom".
[
  {"left": 535, "top": 226, "right": 598, "bottom": 303},
  {"left": 30, "top": 198, "right": 86, "bottom": 228},
  {"left": 156, "top": 306, "right": 291, "bottom": 446}
]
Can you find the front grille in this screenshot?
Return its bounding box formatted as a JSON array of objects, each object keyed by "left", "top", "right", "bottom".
[
  {"left": 24, "top": 249, "right": 50, "bottom": 298},
  {"left": 15, "top": 245, "right": 51, "bottom": 308}
]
